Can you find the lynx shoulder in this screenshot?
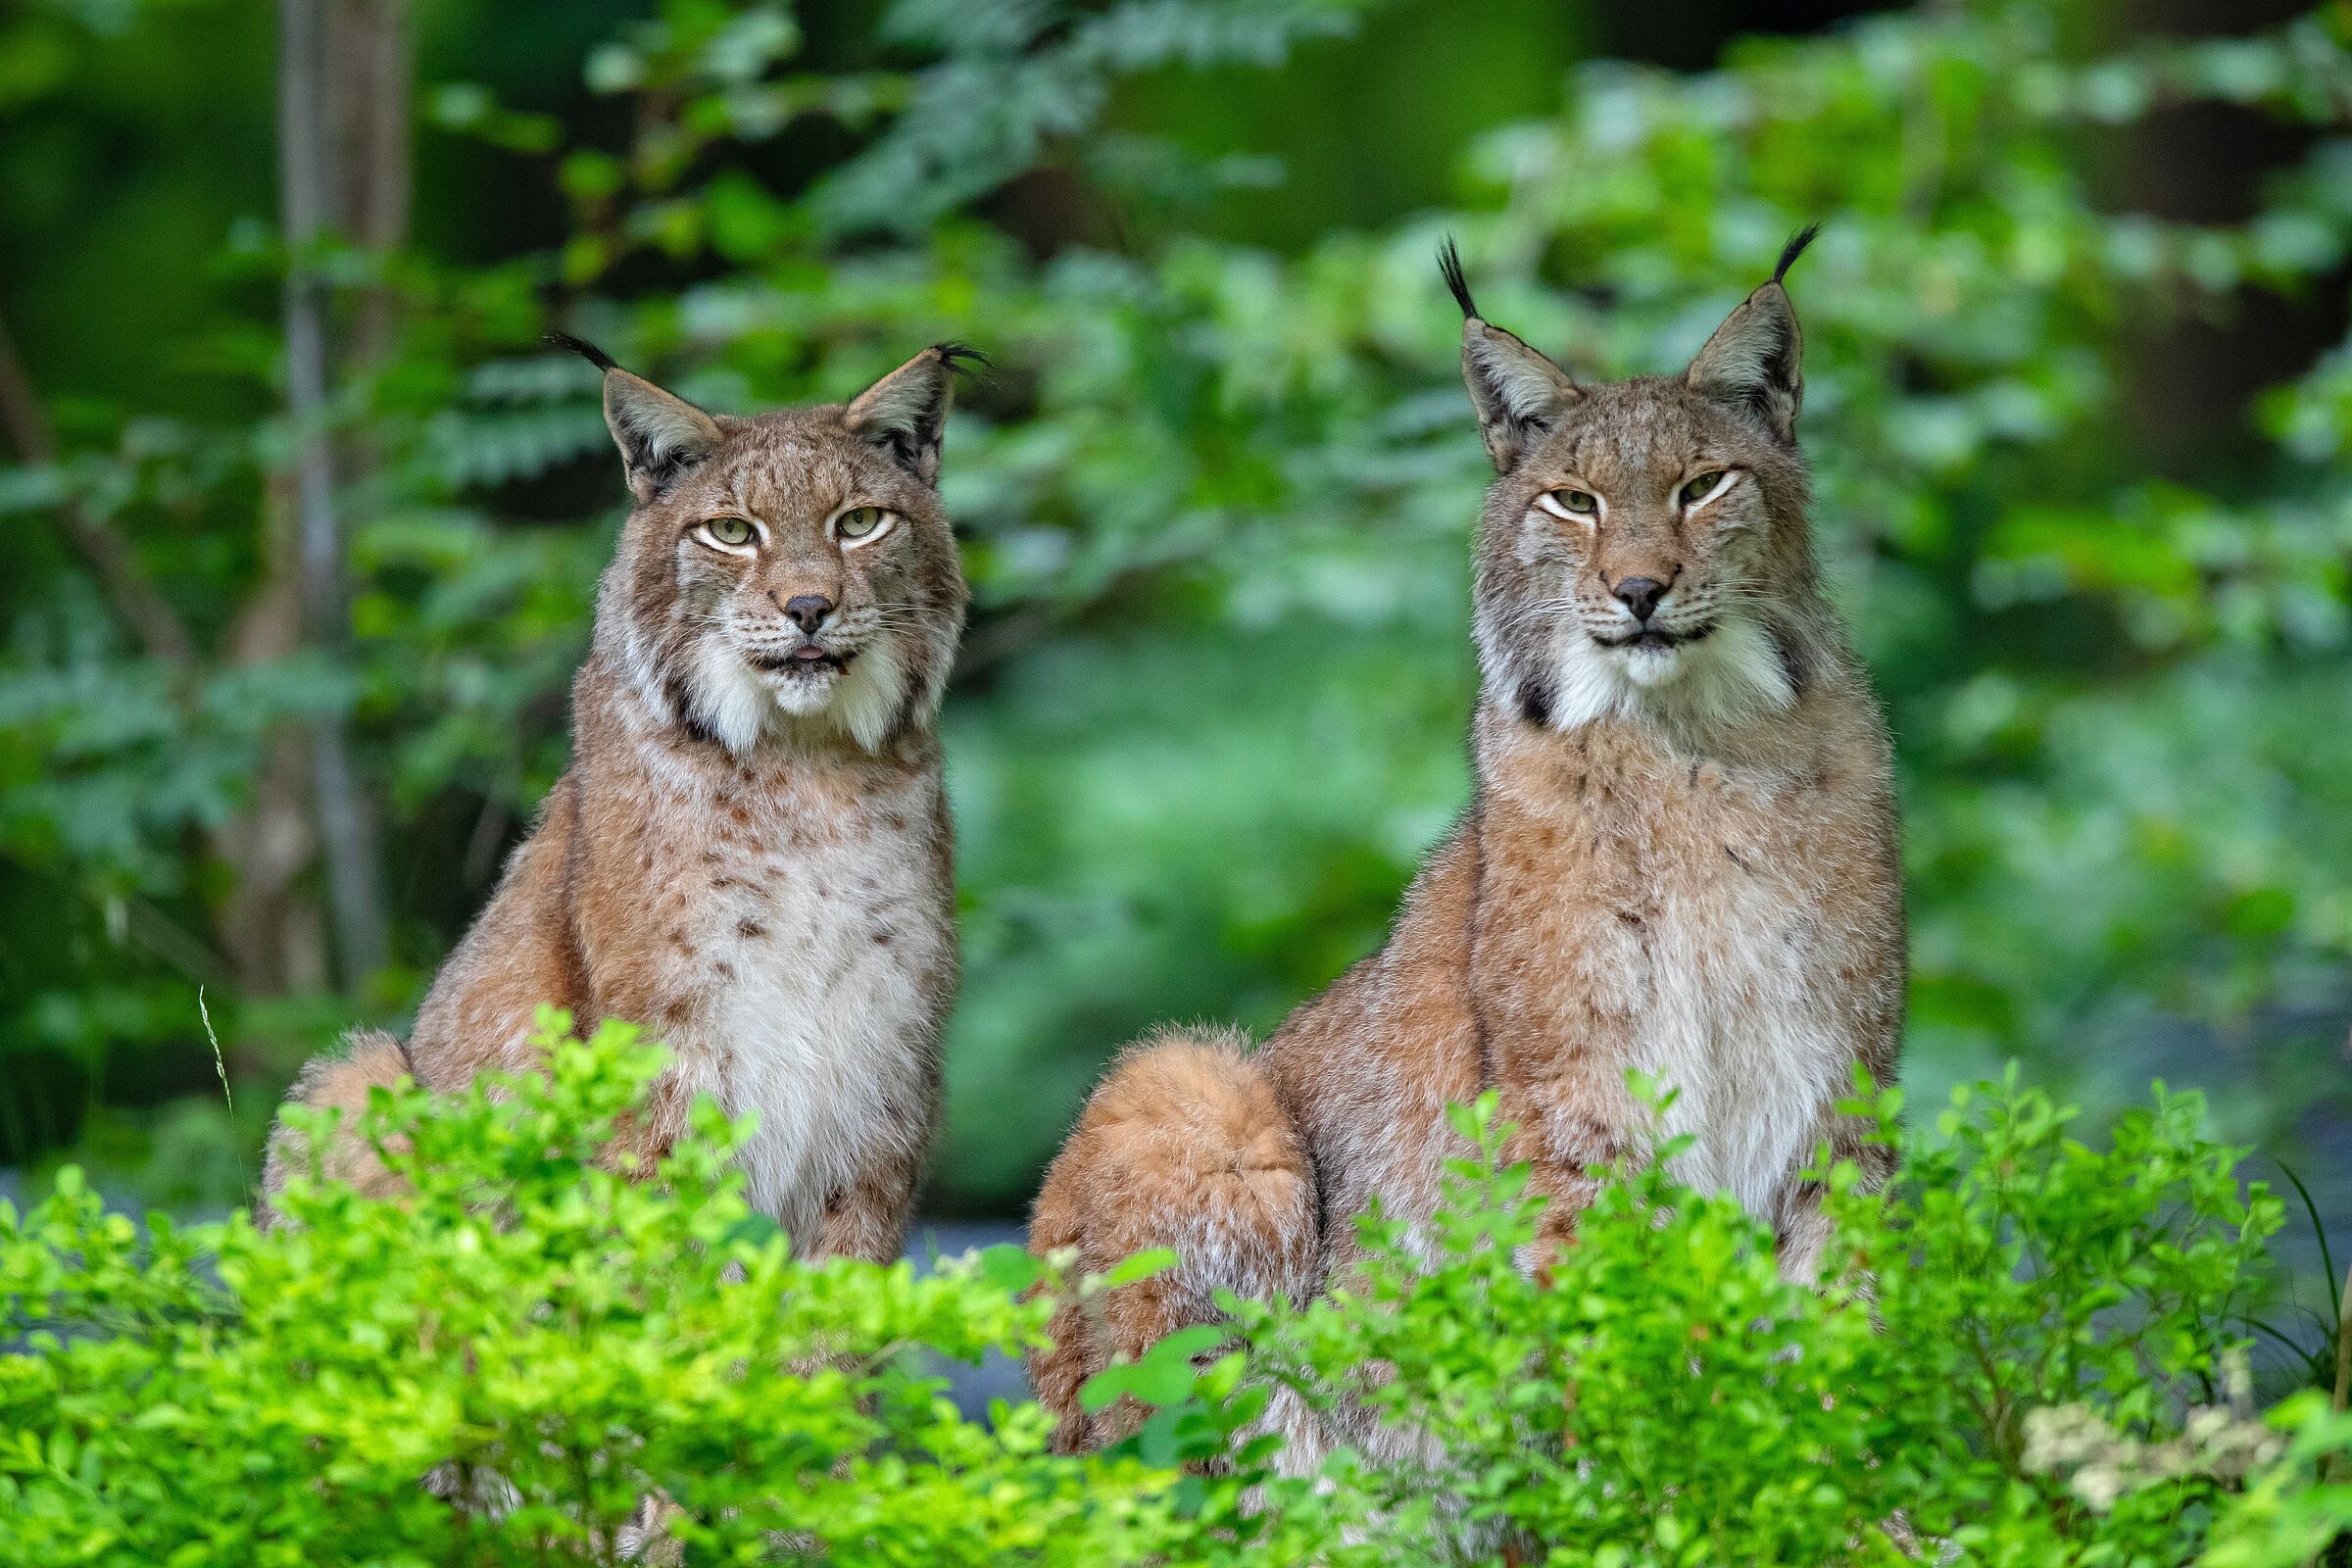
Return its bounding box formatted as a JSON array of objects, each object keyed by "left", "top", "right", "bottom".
[
  {"left": 261, "top": 341, "right": 976, "bottom": 1260},
  {"left": 1030, "top": 230, "right": 1903, "bottom": 1462}
]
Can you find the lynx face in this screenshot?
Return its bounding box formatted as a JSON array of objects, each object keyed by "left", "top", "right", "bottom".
[
  {"left": 1445, "top": 234, "right": 1824, "bottom": 733},
  {"left": 565, "top": 340, "right": 975, "bottom": 754}
]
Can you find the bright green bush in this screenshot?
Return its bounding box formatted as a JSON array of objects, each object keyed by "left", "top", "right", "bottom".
[
  {"left": 0, "top": 1014, "right": 1354, "bottom": 1567},
  {"left": 4, "top": 1023, "right": 2344, "bottom": 1565},
  {"left": 1215, "top": 1077, "right": 2332, "bottom": 1564}
]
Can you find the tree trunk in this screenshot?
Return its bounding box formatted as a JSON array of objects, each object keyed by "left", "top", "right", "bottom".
[
  {"left": 278, "top": 0, "right": 390, "bottom": 986},
  {"left": 215, "top": 471, "right": 332, "bottom": 997},
  {"left": 329, "top": 0, "right": 412, "bottom": 371}
]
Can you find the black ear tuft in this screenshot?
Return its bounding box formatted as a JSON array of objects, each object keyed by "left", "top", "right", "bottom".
[
  {"left": 933, "top": 342, "right": 990, "bottom": 375},
  {"left": 846, "top": 344, "right": 969, "bottom": 484},
  {"left": 1773, "top": 222, "right": 1823, "bottom": 286},
  {"left": 545, "top": 331, "right": 619, "bottom": 374},
  {"left": 1439, "top": 236, "right": 1479, "bottom": 321},
  {"left": 1450, "top": 246, "right": 1581, "bottom": 473}
]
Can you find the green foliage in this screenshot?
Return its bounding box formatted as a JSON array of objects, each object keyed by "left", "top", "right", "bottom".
[
  {"left": 0, "top": 1014, "right": 1357, "bottom": 1566},
  {"left": 8, "top": 1022, "right": 2339, "bottom": 1563},
  {"left": 1207, "top": 1079, "right": 2332, "bottom": 1565}
]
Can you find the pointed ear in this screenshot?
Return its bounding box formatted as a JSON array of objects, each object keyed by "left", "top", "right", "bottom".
[
  {"left": 1684, "top": 225, "right": 1819, "bottom": 444},
  {"left": 845, "top": 342, "right": 985, "bottom": 484},
  {"left": 1441, "top": 240, "right": 1580, "bottom": 472},
  {"left": 549, "top": 333, "right": 724, "bottom": 503},
  {"left": 1686, "top": 284, "right": 1803, "bottom": 442},
  {"left": 604, "top": 370, "right": 725, "bottom": 502}
]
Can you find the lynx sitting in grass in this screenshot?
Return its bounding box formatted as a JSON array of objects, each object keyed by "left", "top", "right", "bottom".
[
  {"left": 1028, "top": 230, "right": 1904, "bottom": 1463},
  {"left": 261, "top": 338, "right": 976, "bottom": 1262}
]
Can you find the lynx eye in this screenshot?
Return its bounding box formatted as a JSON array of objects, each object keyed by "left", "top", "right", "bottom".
[
  {"left": 1538, "top": 488, "right": 1598, "bottom": 519},
  {"left": 1680, "top": 470, "right": 1734, "bottom": 509},
  {"left": 702, "top": 515, "right": 757, "bottom": 548},
  {"left": 833, "top": 506, "right": 892, "bottom": 545}
]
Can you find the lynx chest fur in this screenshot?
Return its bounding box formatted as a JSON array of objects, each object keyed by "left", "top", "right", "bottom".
[
  {"left": 1473, "top": 707, "right": 1901, "bottom": 1226},
  {"left": 576, "top": 738, "right": 956, "bottom": 1247}
]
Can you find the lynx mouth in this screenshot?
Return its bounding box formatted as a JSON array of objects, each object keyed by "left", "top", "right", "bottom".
[
  {"left": 751, "top": 645, "right": 852, "bottom": 676},
  {"left": 1597, "top": 621, "right": 1714, "bottom": 653}
]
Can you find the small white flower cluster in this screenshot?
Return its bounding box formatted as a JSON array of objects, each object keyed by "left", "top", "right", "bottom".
[{"left": 2022, "top": 1354, "right": 2286, "bottom": 1513}]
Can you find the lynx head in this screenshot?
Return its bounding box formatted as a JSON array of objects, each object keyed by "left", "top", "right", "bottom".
[
  {"left": 560, "top": 336, "right": 975, "bottom": 754},
  {"left": 1446, "top": 229, "right": 1826, "bottom": 735}
]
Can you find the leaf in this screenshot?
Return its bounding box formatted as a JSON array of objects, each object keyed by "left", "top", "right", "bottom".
[
  {"left": 1100, "top": 1247, "right": 1179, "bottom": 1290},
  {"left": 723, "top": 1212, "right": 785, "bottom": 1250},
  {"left": 977, "top": 1242, "right": 1042, "bottom": 1295}
]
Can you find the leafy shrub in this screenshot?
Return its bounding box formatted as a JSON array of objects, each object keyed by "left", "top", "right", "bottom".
[
  {"left": 1188, "top": 1078, "right": 2347, "bottom": 1565},
  {"left": 0, "top": 1014, "right": 1352, "bottom": 1566},
  {"left": 4, "top": 1023, "right": 2344, "bottom": 1565}
]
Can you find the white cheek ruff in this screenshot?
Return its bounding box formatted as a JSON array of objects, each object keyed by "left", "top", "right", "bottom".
[
  {"left": 824, "top": 634, "right": 906, "bottom": 751},
  {"left": 688, "top": 635, "right": 778, "bottom": 753},
  {"left": 1544, "top": 615, "right": 1796, "bottom": 733},
  {"left": 678, "top": 627, "right": 914, "bottom": 755}
]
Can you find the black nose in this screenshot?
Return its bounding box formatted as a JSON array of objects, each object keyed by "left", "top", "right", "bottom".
[
  {"left": 1612, "top": 576, "right": 1667, "bottom": 622},
  {"left": 782, "top": 594, "right": 834, "bottom": 633}
]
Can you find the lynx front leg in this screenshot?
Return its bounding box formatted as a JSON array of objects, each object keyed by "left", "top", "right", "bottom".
[
  {"left": 1498, "top": 1050, "right": 1644, "bottom": 1276},
  {"left": 1773, "top": 1095, "right": 1896, "bottom": 1284},
  {"left": 811, "top": 1127, "right": 927, "bottom": 1264}
]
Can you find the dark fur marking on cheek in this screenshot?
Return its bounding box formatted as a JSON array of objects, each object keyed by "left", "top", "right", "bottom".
[
  {"left": 1518, "top": 675, "right": 1554, "bottom": 728},
  {"left": 1770, "top": 624, "right": 1808, "bottom": 699},
  {"left": 664, "top": 672, "right": 721, "bottom": 748}
]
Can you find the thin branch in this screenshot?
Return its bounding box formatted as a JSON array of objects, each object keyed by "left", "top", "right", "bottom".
[{"left": 0, "top": 307, "right": 196, "bottom": 664}]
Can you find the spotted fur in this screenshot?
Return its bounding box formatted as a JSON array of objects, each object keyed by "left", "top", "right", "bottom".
[
  {"left": 261, "top": 343, "right": 973, "bottom": 1260},
  {"left": 1029, "top": 237, "right": 1903, "bottom": 1468}
]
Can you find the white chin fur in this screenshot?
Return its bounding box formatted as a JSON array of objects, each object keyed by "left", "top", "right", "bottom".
[
  {"left": 765, "top": 663, "right": 839, "bottom": 718},
  {"left": 808, "top": 636, "right": 906, "bottom": 752},
  {"left": 686, "top": 634, "right": 909, "bottom": 754},
  {"left": 1545, "top": 616, "right": 1795, "bottom": 733}
]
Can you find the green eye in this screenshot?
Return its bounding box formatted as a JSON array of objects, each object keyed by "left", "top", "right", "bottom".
[
  {"left": 835, "top": 506, "right": 888, "bottom": 542},
  {"left": 705, "top": 516, "right": 755, "bottom": 547},
  {"left": 1546, "top": 489, "right": 1598, "bottom": 516},
  {"left": 1681, "top": 471, "right": 1729, "bottom": 508}
]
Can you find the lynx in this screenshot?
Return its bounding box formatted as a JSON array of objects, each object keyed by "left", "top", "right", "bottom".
[
  {"left": 260, "top": 338, "right": 975, "bottom": 1262},
  {"left": 1028, "top": 230, "right": 1904, "bottom": 1464}
]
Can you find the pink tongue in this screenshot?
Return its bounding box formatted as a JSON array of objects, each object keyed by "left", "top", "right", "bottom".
[{"left": 793, "top": 646, "right": 827, "bottom": 661}]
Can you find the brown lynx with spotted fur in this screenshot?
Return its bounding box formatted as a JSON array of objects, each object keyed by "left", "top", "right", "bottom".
[
  {"left": 1029, "top": 231, "right": 1903, "bottom": 1464},
  {"left": 260, "top": 340, "right": 975, "bottom": 1261}
]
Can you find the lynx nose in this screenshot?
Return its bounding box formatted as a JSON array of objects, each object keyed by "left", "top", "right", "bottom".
[
  {"left": 1611, "top": 576, "right": 1668, "bottom": 623},
  {"left": 780, "top": 593, "right": 834, "bottom": 633}
]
